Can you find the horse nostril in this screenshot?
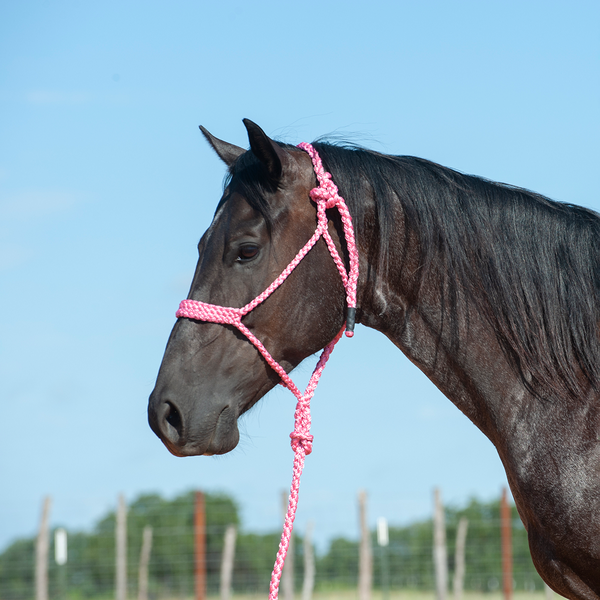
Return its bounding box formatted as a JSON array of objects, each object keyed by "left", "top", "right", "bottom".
[{"left": 165, "top": 401, "right": 183, "bottom": 437}]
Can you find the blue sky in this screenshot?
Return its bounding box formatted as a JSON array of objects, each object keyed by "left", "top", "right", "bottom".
[{"left": 1, "top": 1, "right": 599, "bottom": 552}]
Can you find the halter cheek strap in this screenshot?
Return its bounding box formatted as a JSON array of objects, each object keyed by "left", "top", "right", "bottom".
[{"left": 175, "top": 143, "right": 359, "bottom": 600}]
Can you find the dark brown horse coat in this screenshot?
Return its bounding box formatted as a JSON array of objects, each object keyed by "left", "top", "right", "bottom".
[{"left": 149, "top": 120, "right": 600, "bottom": 599}]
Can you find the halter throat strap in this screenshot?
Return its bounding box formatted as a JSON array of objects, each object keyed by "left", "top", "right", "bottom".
[{"left": 298, "top": 141, "right": 359, "bottom": 334}]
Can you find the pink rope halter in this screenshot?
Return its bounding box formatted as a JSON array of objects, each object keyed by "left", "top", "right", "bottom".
[{"left": 176, "top": 142, "right": 359, "bottom": 600}]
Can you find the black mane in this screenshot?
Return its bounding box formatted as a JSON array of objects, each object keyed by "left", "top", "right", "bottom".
[
  {"left": 224, "top": 141, "right": 600, "bottom": 400},
  {"left": 315, "top": 142, "right": 600, "bottom": 400}
]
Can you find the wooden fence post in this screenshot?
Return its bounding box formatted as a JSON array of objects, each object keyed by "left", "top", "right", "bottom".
[
  {"left": 195, "top": 491, "right": 206, "bottom": 600},
  {"left": 116, "top": 494, "right": 127, "bottom": 600},
  {"left": 453, "top": 518, "right": 468, "bottom": 600},
  {"left": 433, "top": 488, "right": 448, "bottom": 600},
  {"left": 35, "top": 496, "right": 52, "bottom": 600},
  {"left": 281, "top": 490, "right": 295, "bottom": 600},
  {"left": 138, "top": 526, "right": 153, "bottom": 600},
  {"left": 501, "top": 488, "right": 513, "bottom": 600},
  {"left": 301, "top": 521, "right": 315, "bottom": 600},
  {"left": 220, "top": 525, "right": 237, "bottom": 600},
  {"left": 358, "top": 489, "right": 372, "bottom": 600}
]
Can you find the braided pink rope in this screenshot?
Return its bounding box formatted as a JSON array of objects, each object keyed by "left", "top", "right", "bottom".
[
  {"left": 176, "top": 143, "right": 359, "bottom": 600},
  {"left": 297, "top": 142, "right": 359, "bottom": 325}
]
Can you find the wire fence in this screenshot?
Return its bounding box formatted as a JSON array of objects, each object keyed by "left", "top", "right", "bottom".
[{"left": 0, "top": 492, "right": 546, "bottom": 600}]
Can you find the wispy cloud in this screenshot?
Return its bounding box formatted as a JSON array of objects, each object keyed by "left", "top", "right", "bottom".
[
  {"left": 0, "top": 90, "right": 132, "bottom": 107},
  {"left": 0, "top": 190, "right": 80, "bottom": 220},
  {"left": 417, "top": 404, "right": 454, "bottom": 421},
  {"left": 0, "top": 243, "right": 33, "bottom": 271},
  {"left": 25, "top": 90, "right": 93, "bottom": 106}
]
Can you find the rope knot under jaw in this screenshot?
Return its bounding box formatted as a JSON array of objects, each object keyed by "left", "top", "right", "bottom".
[{"left": 289, "top": 431, "right": 314, "bottom": 455}]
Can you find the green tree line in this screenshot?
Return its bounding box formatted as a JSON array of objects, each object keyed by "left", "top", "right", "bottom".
[
  {"left": 319, "top": 498, "right": 543, "bottom": 592},
  {"left": 0, "top": 492, "right": 544, "bottom": 599}
]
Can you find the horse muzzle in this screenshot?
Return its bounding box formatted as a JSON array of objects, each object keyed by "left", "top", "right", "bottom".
[{"left": 148, "top": 389, "right": 240, "bottom": 456}]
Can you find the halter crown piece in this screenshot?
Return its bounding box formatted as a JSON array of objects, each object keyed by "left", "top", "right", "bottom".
[{"left": 176, "top": 143, "right": 359, "bottom": 600}]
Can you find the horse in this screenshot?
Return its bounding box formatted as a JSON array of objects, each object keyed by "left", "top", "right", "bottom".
[{"left": 148, "top": 119, "right": 600, "bottom": 599}]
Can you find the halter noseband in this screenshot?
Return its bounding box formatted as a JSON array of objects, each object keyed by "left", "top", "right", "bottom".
[{"left": 175, "top": 143, "right": 359, "bottom": 600}]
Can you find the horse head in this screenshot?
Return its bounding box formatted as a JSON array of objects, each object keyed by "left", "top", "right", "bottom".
[{"left": 148, "top": 120, "right": 347, "bottom": 457}]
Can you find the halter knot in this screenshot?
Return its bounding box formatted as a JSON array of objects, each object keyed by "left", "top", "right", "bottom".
[
  {"left": 289, "top": 431, "right": 314, "bottom": 455},
  {"left": 309, "top": 180, "right": 341, "bottom": 209}
]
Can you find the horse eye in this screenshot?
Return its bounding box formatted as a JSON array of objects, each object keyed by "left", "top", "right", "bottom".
[{"left": 237, "top": 244, "right": 259, "bottom": 261}]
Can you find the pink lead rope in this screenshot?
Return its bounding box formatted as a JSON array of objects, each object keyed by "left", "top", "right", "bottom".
[{"left": 176, "top": 143, "right": 359, "bottom": 600}]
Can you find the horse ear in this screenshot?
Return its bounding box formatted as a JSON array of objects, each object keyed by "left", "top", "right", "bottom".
[
  {"left": 199, "top": 126, "right": 245, "bottom": 167},
  {"left": 242, "top": 119, "right": 285, "bottom": 182}
]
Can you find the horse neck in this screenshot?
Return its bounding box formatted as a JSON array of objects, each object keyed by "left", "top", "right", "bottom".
[{"left": 354, "top": 188, "right": 526, "bottom": 445}]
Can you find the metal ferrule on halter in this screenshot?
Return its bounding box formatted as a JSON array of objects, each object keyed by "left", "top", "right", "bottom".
[{"left": 175, "top": 142, "right": 359, "bottom": 600}]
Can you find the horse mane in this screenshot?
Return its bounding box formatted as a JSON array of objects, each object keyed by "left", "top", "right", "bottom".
[
  {"left": 222, "top": 140, "right": 600, "bottom": 399},
  {"left": 313, "top": 142, "right": 600, "bottom": 400}
]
